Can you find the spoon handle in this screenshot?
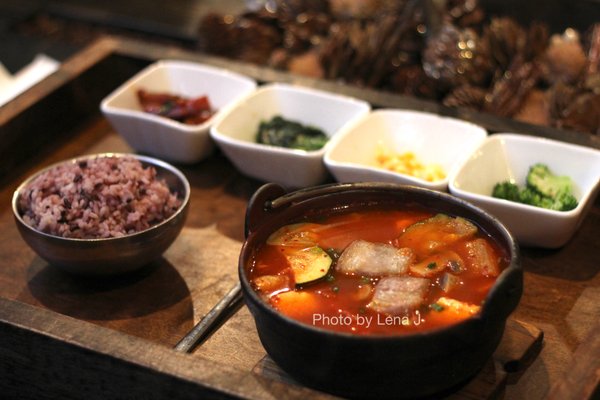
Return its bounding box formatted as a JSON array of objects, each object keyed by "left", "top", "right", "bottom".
[{"left": 174, "top": 282, "right": 243, "bottom": 353}]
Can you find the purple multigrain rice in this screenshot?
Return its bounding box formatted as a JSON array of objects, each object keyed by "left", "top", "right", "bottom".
[{"left": 18, "top": 156, "right": 182, "bottom": 238}]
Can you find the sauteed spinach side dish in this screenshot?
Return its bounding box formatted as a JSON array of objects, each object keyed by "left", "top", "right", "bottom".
[{"left": 256, "top": 116, "right": 329, "bottom": 151}]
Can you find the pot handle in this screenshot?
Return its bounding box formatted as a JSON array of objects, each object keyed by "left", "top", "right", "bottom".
[
  {"left": 245, "top": 182, "right": 365, "bottom": 237},
  {"left": 268, "top": 182, "right": 360, "bottom": 210},
  {"left": 244, "top": 183, "right": 287, "bottom": 237}
]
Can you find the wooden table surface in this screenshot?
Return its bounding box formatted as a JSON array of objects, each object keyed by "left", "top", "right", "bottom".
[{"left": 0, "top": 37, "right": 598, "bottom": 400}]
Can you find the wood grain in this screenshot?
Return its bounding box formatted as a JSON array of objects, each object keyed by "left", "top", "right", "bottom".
[
  {"left": 0, "top": 298, "right": 328, "bottom": 400},
  {"left": 547, "top": 320, "right": 600, "bottom": 400}
]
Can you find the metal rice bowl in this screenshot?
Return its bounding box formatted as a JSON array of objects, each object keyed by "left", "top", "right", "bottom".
[{"left": 12, "top": 153, "right": 190, "bottom": 276}]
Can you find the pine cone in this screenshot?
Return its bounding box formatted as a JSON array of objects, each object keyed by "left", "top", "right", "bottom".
[
  {"left": 543, "top": 29, "right": 588, "bottom": 85},
  {"left": 422, "top": 23, "right": 491, "bottom": 87},
  {"left": 446, "top": 0, "right": 485, "bottom": 28},
  {"left": 484, "top": 58, "right": 542, "bottom": 117},
  {"left": 391, "top": 65, "right": 440, "bottom": 99},
  {"left": 443, "top": 84, "right": 486, "bottom": 109},
  {"left": 483, "top": 17, "right": 526, "bottom": 72}
]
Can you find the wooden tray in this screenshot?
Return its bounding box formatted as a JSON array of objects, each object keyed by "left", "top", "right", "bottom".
[{"left": 0, "top": 37, "right": 598, "bottom": 400}]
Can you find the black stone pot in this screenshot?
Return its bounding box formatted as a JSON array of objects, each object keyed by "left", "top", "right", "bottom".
[{"left": 239, "top": 182, "right": 522, "bottom": 399}]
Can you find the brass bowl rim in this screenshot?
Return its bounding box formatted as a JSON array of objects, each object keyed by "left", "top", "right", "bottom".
[{"left": 12, "top": 152, "right": 190, "bottom": 243}]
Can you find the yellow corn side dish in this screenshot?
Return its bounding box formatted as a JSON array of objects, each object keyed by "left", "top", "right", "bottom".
[{"left": 375, "top": 146, "right": 446, "bottom": 182}]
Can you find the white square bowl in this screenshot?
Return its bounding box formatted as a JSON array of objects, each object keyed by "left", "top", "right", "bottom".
[
  {"left": 323, "top": 109, "right": 488, "bottom": 191},
  {"left": 449, "top": 133, "right": 600, "bottom": 248},
  {"left": 100, "top": 60, "right": 257, "bottom": 164},
  {"left": 210, "top": 83, "right": 370, "bottom": 188}
]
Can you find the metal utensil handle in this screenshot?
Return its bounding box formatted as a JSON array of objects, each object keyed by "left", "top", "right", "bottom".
[{"left": 174, "top": 282, "right": 243, "bottom": 353}]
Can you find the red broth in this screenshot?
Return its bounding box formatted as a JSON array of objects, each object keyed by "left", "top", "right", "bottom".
[{"left": 248, "top": 209, "right": 509, "bottom": 335}]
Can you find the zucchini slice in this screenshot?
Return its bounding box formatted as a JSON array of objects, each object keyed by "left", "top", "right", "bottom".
[
  {"left": 267, "top": 223, "right": 321, "bottom": 247},
  {"left": 285, "top": 246, "right": 332, "bottom": 286}
]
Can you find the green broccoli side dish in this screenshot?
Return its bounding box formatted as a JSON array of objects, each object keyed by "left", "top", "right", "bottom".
[
  {"left": 492, "top": 163, "right": 578, "bottom": 211},
  {"left": 526, "top": 164, "right": 574, "bottom": 198}
]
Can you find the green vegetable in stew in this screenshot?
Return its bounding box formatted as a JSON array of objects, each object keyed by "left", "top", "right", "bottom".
[
  {"left": 256, "top": 116, "right": 328, "bottom": 151},
  {"left": 286, "top": 246, "right": 333, "bottom": 286}
]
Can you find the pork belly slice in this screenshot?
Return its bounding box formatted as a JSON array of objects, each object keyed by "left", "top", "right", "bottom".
[
  {"left": 336, "top": 240, "right": 415, "bottom": 277},
  {"left": 369, "top": 276, "right": 431, "bottom": 315},
  {"left": 464, "top": 238, "right": 500, "bottom": 277}
]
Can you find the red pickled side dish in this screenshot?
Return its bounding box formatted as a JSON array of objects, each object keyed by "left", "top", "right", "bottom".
[
  {"left": 137, "top": 89, "right": 215, "bottom": 125},
  {"left": 248, "top": 209, "right": 509, "bottom": 335}
]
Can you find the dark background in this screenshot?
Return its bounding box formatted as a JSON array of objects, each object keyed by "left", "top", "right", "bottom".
[{"left": 1, "top": 0, "right": 599, "bottom": 74}]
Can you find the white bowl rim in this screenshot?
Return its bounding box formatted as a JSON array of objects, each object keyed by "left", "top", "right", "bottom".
[
  {"left": 452, "top": 187, "right": 581, "bottom": 218},
  {"left": 449, "top": 132, "right": 600, "bottom": 216},
  {"left": 210, "top": 82, "right": 371, "bottom": 156},
  {"left": 100, "top": 59, "right": 258, "bottom": 133},
  {"left": 323, "top": 108, "right": 488, "bottom": 188},
  {"left": 325, "top": 161, "right": 450, "bottom": 188}
]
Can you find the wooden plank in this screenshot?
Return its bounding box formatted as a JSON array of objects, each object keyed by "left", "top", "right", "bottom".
[
  {"left": 547, "top": 320, "right": 600, "bottom": 400},
  {"left": 0, "top": 298, "right": 239, "bottom": 400},
  {"left": 495, "top": 319, "right": 545, "bottom": 383},
  {"left": 0, "top": 36, "right": 597, "bottom": 400},
  {"left": 0, "top": 298, "right": 333, "bottom": 400}
]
